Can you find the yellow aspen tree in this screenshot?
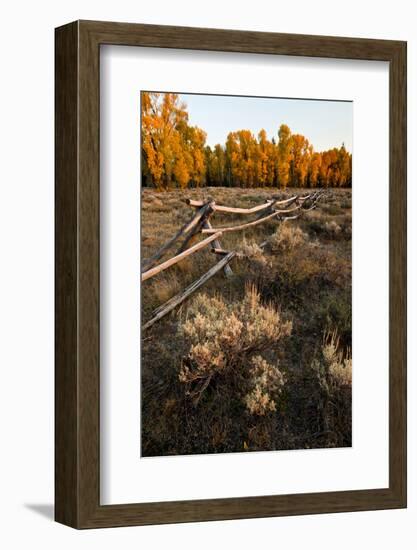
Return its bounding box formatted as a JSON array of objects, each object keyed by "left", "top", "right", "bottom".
[
  {"left": 277, "top": 124, "right": 291, "bottom": 189},
  {"left": 308, "top": 152, "right": 321, "bottom": 188}
]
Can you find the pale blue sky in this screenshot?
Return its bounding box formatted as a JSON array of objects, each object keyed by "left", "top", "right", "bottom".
[{"left": 179, "top": 93, "right": 352, "bottom": 153}]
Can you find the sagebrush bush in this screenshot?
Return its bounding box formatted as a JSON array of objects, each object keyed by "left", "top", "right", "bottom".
[
  {"left": 239, "top": 241, "right": 268, "bottom": 263},
  {"left": 178, "top": 285, "right": 291, "bottom": 412},
  {"left": 244, "top": 355, "right": 285, "bottom": 415},
  {"left": 322, "top": 204, "right": 343, "bottom": 216},
  {"left": 237, "top": 240, "right": 271, "bottom": 279},
  {"left": 307, "top": 217, "right": 350, "bottom": 240},
  {"left": 324, "top": 220, "right": 342, "bottom": 237},
  {"left": 303, "top": 328, "right": 352, "bottom": 444},
  {"left": 322, "top": 329, "right": 352, "bottom": 387},
  {"left": 267, "top": 223, "right": 308, "bottom": 253}
]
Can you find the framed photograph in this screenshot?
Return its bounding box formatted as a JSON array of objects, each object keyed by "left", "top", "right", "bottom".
[{"left": 55, "top": 20, "right": 406, "bottom": 528}]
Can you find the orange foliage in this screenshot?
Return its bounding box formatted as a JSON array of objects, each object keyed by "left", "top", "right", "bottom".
[{"left": 142, "top": 93, "right": 352, "bottom": 189}]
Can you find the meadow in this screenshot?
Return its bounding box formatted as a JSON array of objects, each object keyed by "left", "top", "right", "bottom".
[{"left": 141, "top": 187, "right": 352, "bottom": 457}]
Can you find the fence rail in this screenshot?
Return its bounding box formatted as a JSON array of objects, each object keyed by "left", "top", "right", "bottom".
[
  {"left": 142, "top": 191, "right": 324, "bottom": 329},
  {"left": 141, "top": 232, "right": 222, "bottom": 282}
]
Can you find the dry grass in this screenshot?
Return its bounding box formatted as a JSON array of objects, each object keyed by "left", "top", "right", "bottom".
[
  {"left": 267, "top": 224, "right": 308, "bottom": 254},
  {"left": 148, "top": 273, "right": 181, "bottom": 307},
  {"left": 141, "top": 187, "right": 352, "bottom": 456}
]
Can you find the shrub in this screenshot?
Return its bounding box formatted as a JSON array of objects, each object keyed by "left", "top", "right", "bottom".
[
  {"left": 244, "top": 355, "right": 285, "bottom": 416},
  {"left": 238, "top": 240, "right": 270, "bottom": 275},
  {"left": 303, "top": 328, "right": 352, "bottom": 444},
  {"left": 322, "top": 329, "right": 352, "bottom": 387},
  {"left": 322, "top": 204, "right": 343, "bottom": 216},
  {"left": 312, "top": 290, "right": 352, "bottom": 345},
  {"left": 267, "top": 223, "right": 308, "bottom": 254},
  {"left": 307, "top": 213, "right": 352, "bottom": 240},
  {"left": 239, "top": 241, "right": 267, "bottom": 262},
  {"left": 178, "top": 285, "right": 291, "bottom": 411},
  {"left": 324, "top": 220, "right": 342, "bottom": 237}
]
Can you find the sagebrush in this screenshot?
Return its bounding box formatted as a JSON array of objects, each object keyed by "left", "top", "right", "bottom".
[{"left": 178, "top": 285, "right": 291, "bottom": 413}]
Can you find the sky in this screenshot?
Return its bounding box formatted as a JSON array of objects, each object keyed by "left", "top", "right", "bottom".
[{"left": 178, "top": 93, "right": 352, "bottom": 153}]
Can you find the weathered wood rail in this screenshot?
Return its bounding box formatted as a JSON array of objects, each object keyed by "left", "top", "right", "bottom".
[
  {"left": 141, "top": 232, "right": 222, "bottom": 282},
  {"left": 142, "top": 190, "right": 324, "bottom": 329},
  {"left": 142, "top": 251, "right": 236, "bottom": 330}
]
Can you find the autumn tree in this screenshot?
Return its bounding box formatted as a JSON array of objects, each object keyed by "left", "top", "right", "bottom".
[
  {"left": 141, "top": 92, "right": 206, "bottom": 189},
  {"left": 308, "top": 152, "right": 321, "bottom": 187},
  {"left": 141, "top": 93, "right": 352, "bottom": 189},
  {"left": 277, "top": 124, "right": 292, "bottom": 188},
  {"left": 257, "top": 129, "right": 277, "bottom": 186},
  {"left": 289, "top": 134, "right": 311, "bottom": 187},
  {"left": 178, "top": 124, "right": 207, "bottom": 187},
  {"left": 337, "top": 144, "right": 352, "bottom": 187},
  {"left": 225, "top": 132, "right": 241, "bottom": 186},
  {"left": 205, "top": 144, "right": 226, "bottom": 186}
]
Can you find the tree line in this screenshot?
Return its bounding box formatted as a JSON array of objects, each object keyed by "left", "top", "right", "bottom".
[{"left": 141, "top": 92, "right": 352, "bottom": 190}]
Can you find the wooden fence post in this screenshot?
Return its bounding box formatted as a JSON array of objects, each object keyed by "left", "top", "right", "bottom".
[{"left": 203, "top": 217, "right": 234, "bottom": 278}]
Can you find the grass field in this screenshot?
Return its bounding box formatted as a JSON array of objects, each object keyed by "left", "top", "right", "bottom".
[{"left": 141, "top": 187, "right": 352, "bottom": 457}]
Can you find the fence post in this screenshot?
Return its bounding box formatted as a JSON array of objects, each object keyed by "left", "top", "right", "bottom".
[
  {"left": 203, "top": 217, "right": 234, "bottom": 278},
  {"left": 176, "top": 200, "right": 215, "bottom": 254}
]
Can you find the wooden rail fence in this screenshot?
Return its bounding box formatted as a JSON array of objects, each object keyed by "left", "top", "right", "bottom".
[{"left": 142, "top": 191, "right": 324, "bottom": 329}]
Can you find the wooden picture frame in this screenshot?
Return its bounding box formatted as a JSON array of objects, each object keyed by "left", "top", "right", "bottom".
[{"left": 55, "top": 20, "right": 407, "bottom": 529}]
